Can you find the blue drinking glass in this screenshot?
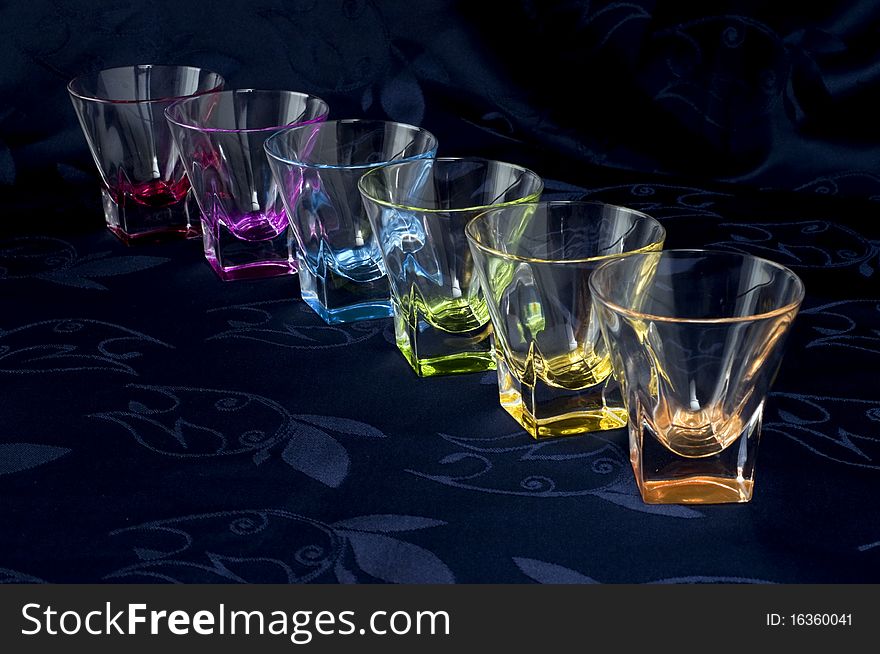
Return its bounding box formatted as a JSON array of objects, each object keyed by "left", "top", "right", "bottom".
[{"left": 265, "top": 120, "right": 438, "bottom": 324}]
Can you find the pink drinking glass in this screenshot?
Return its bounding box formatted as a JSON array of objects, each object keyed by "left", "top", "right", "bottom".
[
  {"left": 68, "top": 64, "right": 225, "bottom": 244},
  {"left": 166, "top": 90, "right": 329, "bottom": 281}
]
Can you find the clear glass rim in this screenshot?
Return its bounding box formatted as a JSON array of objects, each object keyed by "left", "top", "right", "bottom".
[
  {"left": 264, "top": 119, "right": 438, "bottom": 169},
  {"left": 358, "top": 157, "right": 544, "bottom": 214},
  {"left": 465, "top": 200, "right": 666, "bottom": 265},
  {"left": 67, "top": 64, "right": 225, "bottom": 105},
  {"left": 164, "top": 89, "right": 329, "bottom": 134},
  {"left": 589, "top": 248, "right": 806, "bottom": 324}
]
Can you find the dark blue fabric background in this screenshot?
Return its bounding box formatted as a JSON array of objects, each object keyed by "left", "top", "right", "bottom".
[{"left": 1, "top": 0, "right": 879, "bottom": 583}]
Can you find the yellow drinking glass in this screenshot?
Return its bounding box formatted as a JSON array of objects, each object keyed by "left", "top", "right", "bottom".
[{"left": 466, "top": 201, "right": 665, "bottom": 438}]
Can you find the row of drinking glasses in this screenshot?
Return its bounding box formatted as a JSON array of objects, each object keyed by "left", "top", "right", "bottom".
[{"left": 68, "top": 65, "right": 805, "bottom": 505}]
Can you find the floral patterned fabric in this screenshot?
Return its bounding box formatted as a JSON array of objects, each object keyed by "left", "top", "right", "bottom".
[{"left": 2, "top": 171, "right": 879, "bottom": 582}]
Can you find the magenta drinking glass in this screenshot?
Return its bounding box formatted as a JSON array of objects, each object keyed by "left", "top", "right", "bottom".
[
  {"left": 166, "top": 90, "right": 329, "bottom": 281},
  {"left": 68, "top": 65, "right": 225, "bottom": 244}
]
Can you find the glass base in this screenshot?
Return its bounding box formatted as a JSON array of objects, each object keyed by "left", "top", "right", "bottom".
[
  {"left": 208, "top": 260, "right": 296, "bottom": 282},
  {"left": 202, "top": 216, "right": 296, "bottom": 282},
  {"left": 496, "top": 355, "right": 626, "bottom": 439},
  {"left": 630, "top": 403, "right": 763, "bottom": 504},
  {"left": 393, "top": 299, "right": 494, "bottom": 377},
  {"left": 638, "top": 477, "right": 754, "bottom": 504},
  {"left": 401, "top": 349, "right": 495, "bottom": 377},
  {"left": 102, "top": 188, "right": 199, "bottom": 245},
  {"left": 303, "top": 297, "right": 393, "bottom": 324},
  {"left": 297, "top": 253, "right": 392, "bottom": 324}
]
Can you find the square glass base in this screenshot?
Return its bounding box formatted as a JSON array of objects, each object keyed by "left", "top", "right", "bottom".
[
  {"left": 393, "top": 299, "right": 494, "bottom": 377},
  {"left": 202, "top": 216, "right": 297, "bottom": 282},
  {"left": 102, "top": 188, "right": 199, "bottom": 245},
  {"left": 298, "top": 253, "right": 392, "bottom": 324},
  {"left": 496, "top": 355, "right": 627, "bottom": 439},
  {"left": 630, "top": 404, "right": 763, "bottom": 504}
]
